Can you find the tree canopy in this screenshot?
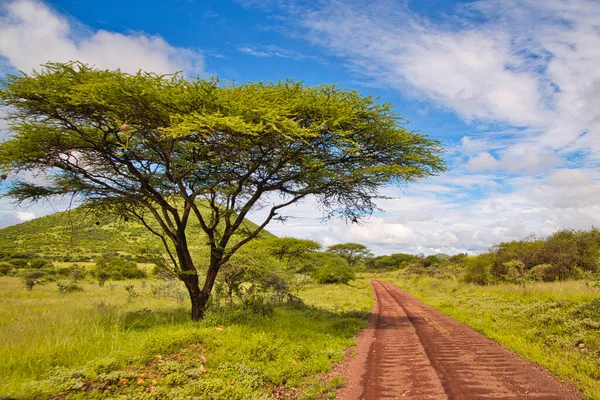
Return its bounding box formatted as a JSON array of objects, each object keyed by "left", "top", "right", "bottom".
[
  {"left": 0, "top": 62, "right": 446, "bottom": 320},
  {"left": 327, "top": 243, "right": 373, "bottom": 267}
]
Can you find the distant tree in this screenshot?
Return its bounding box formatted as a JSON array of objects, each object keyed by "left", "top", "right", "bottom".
[
  {"left": 20, "top": 269, "right": 47, "bottom": 290},
  {"left": 218, "top": 244, "right": 286, "bottom": 300},
  {"left": 28, "top": 258, "right": 53, "bottom": 269},
  {"left": 312, "top": 261, "right": 355, "bottom": 284},
  {"left": 0, "top": 62, "right": 446, "bottom": 320},
  {"left": 264, "top": 237, "right": 321, "bottom": 262},
  {"left": 327, "top": 243, "right": 373, "bottom": 267},
  {"left": 366, "top": 253, "right": 419, "bottom": 270}
]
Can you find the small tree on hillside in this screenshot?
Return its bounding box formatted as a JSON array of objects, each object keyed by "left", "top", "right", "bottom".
[
  {"left": 0, "top": 62, "right": 446, "bottom": 320},
  {"left": 327, "top": 243, "right": 373, "bottom": 267}
]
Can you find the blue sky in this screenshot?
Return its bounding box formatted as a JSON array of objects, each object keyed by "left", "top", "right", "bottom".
[{"left": 1, "top": 0, "right": 599, "bottom": 255}]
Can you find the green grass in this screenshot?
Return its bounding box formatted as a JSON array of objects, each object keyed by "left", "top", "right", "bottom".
[
  {"left": 377, "top": 273, "right": 600, "bottom": 399},
  {"left": 6, "top": 268, "right": 596, "bottom": 399},
  {"left": 0, "top": 277, "right": 373, "bottom": 399}
]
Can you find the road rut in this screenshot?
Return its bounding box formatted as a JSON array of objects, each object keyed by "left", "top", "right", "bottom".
[{"left": 335, "top": 280, "right": 582, "bottom": 399}]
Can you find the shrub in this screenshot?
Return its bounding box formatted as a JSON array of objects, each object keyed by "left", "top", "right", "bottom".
[
  {"left": 69, "top": 265, "right": 88, "bottom": 281},
  {"left": 491, "top": 228, "right": 600, "bottom": 281},
  {"left": 9, "top": 258, "right": 29, "bottom": 268},
  {"left": 29, "top": 258, "right": 54, "bottom": 269},
  {"left": 366, "top": 253, "right": 419, "bottom": 270},
  {"left": 217, "top": 244, "right": 290, "bottom": 301},
  {"left": 0, "top": 262, "right": 12, "bottom": 276},
  {"left": 422, "top": 255, "right": 441, "bottom": 268},
  {"left": 19, "top": 269, "right": 48, "bottom": 290},
  {"left": 312, "top": 264, "right": 355, "bottom": 284},
  {"left": 93, "top": 256, "right": 146, "bottom": 283},
  {"left": 529, "top": 264, "right": 553, "bottom": 281},
  {"left": 107, "top": 257, "right": 146, "bottom": 279},
  {"left": 124, "top": 284, "right": 139, "bottom": 301},
  {"left": 150, "top": 279, "right": 187, "bottom": 303},
  {"left": 402, "top": 262, "right": 426, "bottom": 276},
  {"left": 502, "top": 260, "right": 528, "bottom": 286},
  {"left": 56, "top": 280, "right": 84, "bottom": 294},
  {"left": 463, "top": 255, "right": 491, "bottom": 285}
]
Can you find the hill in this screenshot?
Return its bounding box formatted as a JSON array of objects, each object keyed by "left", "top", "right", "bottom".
[{"left": 0, "top": 205, "right": 272, "bottom": 261}]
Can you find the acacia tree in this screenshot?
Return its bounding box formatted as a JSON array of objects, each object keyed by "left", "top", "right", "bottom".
[
  {"left": 0, "top": 63, "right": 446, "bottom": 320},
  {"left": 327, "top": 243, "right": 373, "bottom": 267},
  {"left": 264, "top": 237, "right": 322, "bottom": 262}
]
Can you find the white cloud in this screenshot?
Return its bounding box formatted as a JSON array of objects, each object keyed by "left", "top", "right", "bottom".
[
  {"left": 0, "top": 0, "right": 205, "bottom": 75},
  {"left": 247, "top": 169, "right": 600, "bottom": 255},
  {"left": 265, "top": 0, "right": 600, "bottom": 169},
  {"left": 467, "top": 152, "right": 498, "bottom": 171},
  {"left": 0, "top": 0, "right": 207, "bottom": 231},
  {"left": 237, "top": 44, "right": 324, "bottom": 62},
  {"left": 15, "top": 211, "right": 35, "bottom": 221},
  {"left": 548, "top": 169, "right": 592, "bottom": 187},
  {"left": 296, "top": 1, "right": 549, "bottom": 128}
]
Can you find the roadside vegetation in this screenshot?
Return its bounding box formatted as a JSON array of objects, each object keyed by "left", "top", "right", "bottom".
[
  {"left": 0, "top": 211, "right": 372, "bottom": 399},
  {"left": 0, "top": 274, "right": 373, "bottom": 399},
  {"left": 358, "top": 227, "right": 600, "bottom": 399},
  {"left": 381, "top": 275, "right": 600, "bottom": 399}
]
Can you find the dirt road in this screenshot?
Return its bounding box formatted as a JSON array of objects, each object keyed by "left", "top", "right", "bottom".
[{"left": 335, "top": 280, "right": 582, "bottom": 399}]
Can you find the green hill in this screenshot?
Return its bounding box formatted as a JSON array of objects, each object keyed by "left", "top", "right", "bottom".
[{"left": 0, "top": 205, "right": 272, "bottom": 261}]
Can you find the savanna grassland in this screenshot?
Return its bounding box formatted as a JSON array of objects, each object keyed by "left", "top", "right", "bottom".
[
  {"left": 1, "top": 208, "right": 600, "bottom": 399},
  {"left": 0, "top": 276, "right": 373, "bottom": 399}
]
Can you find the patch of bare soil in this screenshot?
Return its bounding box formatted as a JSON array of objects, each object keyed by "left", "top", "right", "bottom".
[{"left": 334, "top": 280, "right": 582, "bottom": 399}]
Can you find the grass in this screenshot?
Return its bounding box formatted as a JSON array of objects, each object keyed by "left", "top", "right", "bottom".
[
  {"left": 377, "top": 273, "right": 600, "bottom": 399},
  {"left": 0, "top": 277, "right": 374, "bottom": 399},
  {"left": 5, "top": 269, "right": 596, "bottom": 399}
]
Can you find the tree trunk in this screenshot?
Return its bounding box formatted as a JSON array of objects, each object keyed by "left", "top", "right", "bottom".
[
  {"left": 190, "top": 290, "right": 209, "bottom": 321},
  {"left": 180, "top": 272, "right": 205, "bottom": 321},
  {"left": 174, "top": 229, "right": 227, "bottom": 321},
  {"left": 179, "top": 257, "right": 221, "bottom": 321}
]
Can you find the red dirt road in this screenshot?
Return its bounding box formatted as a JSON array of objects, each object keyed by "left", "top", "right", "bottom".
[{"left": 335, "top": 280, "right": 582, "bottom": 399}]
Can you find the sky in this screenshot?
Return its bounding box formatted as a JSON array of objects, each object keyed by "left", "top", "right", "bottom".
[{"left": 0, "top": 0, "right": 599, "bottom": 255}]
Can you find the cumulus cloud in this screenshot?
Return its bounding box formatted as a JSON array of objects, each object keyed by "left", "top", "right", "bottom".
[
  {"left": 0, "top": 0, "right": 207, "bottom": 230},
  {"left": 0, "top": 0, "right": 205, "bottom": 75},
  {"left": 548, "top": 169, "right": 593, "bottom": 187},
  {"left": 15, "top": 211, "right": 35, "bottom": 221},
  {"left": 467, "top": 149, "right": 564, "bottom": 174},
  {"left": 466, "top": 152, "right": 498, "bottom": 171},
  {"left": 256, "top": 0, "right": 600, "bottom": 169},
  {"left": 247, "top": 168, "right": 600, "bottom": 255}
]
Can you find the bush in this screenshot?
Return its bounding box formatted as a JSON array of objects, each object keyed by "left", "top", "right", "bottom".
[
  {"left": 56, "top": 280, "right": 84, "bottom": 294},
  {"left": 366, "top": 253, "right": 419, "bottom": 270},
  {"left": 9, "top": 258, "right": 29, "bottom": 268},
  {"left": 19, "top": 269, "right": 48, "bottom": 290},
  {"left": 402, "top": 262, "right": 426, "bottom": 276},
  {"left": 93, "top": 256, "right": 146, "bottom": 283},
  {"left": 529, "top": 264, "right": 553, "bottom": 281},
  {"left": 68, "top": 264, "right": 88, "bottom": 281},
  {"left": 312, "top": 264, "right": 355, "bottom": 284},
  {"left": 463, "top": 255, "right": 491, "bottom": 285},
  {"left": 0, "top": 262, "right": 12, "bottom": 276},
  {"left": 29, "top": 258, "right": 54, "bottom": 269},
  {"left": 491, "top": 228, "right": 600, "bottom": 281}
]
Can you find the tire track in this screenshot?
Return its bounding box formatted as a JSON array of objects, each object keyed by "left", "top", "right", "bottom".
[{"left": 336, "top": 280, "right": 582, "bottom": 400}]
